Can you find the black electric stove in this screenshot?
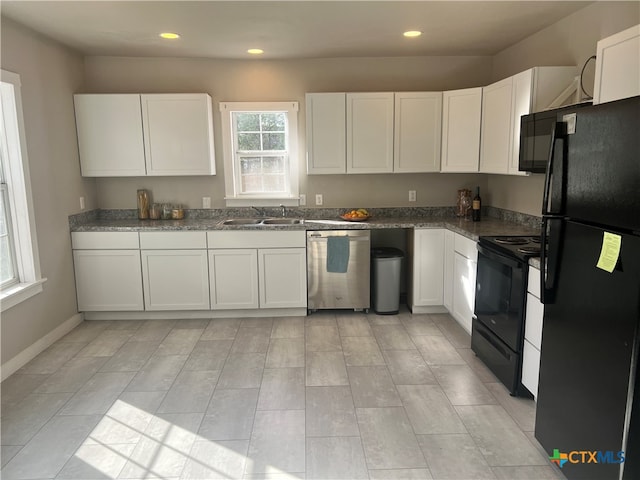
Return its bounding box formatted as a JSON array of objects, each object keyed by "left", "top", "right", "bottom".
[{"left": 473, "top": 234, "right": 543, "bottom": 397}]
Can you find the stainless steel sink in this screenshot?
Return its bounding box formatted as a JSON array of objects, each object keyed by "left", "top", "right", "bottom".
[
  {"left": 220, "top": 218, "right": 263, "bottom": 225},
  {"left": 261, "top": 218, "right": 302, "bottom": 225},
  {"left": 219, "top": 218, "right": 303, "bottom": 226}
]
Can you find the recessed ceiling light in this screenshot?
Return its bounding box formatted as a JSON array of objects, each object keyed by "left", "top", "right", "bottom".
[
  {"left": 159, "top": 32, "right": 180, "bottom": 40},
  {"left": 403, "top": 30, "right": 422, "bottom": 38},
  {"left": 247, "top": 48, "right": 264, "bottom": 55}
]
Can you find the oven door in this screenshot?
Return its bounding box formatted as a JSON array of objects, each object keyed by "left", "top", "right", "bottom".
[{"left": 474, "top": 244, "right": 526, "bottom": 352}]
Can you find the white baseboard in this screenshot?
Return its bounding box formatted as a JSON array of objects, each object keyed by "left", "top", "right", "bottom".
[
  {"left": 409, "top": 305, "right": 448, "bottom": 314},
  {"left": 1, "top": 313, "right": 84, "bottom": 381},
  {"left": 83, "top": 308, "right": 308, "bottom": 321}
]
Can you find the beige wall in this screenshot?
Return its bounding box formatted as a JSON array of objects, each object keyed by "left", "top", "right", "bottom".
[
  {"left": 0, "top": 18, "right": 93, "bottom": 365},
  {"left": 487, "top": 1, "right": 640, "bottom": 216},
  {"left": 84, "top": 55, "right": 492, "bottom": 209}
]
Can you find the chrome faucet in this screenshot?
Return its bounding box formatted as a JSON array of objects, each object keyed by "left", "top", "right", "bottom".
[
  {"left": 251, "top": 206, "right": 265, "bottom": 217},
  {"left": 280, "top": 204, "right": 286, "bottom": 217}
]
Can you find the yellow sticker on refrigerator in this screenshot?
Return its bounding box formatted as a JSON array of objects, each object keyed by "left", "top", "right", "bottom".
[{"left": 596, "top": 232, "right": 622, "bottom": 273}]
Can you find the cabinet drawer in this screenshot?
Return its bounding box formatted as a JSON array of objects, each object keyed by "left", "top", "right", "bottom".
[
  {"left": 522, "top": 339, "right": 541, "bottom": 399},
  {"left": 525, "top": 292, "right": 544, "bottom": 350},
  {"left": 140, "top": 231, "right": 207, "bottom": 249},
  {"left": 454, "top": 233, "right": 478, "bottom": 261},
  {"left": 72, "top": 231, "right": 139, "bottom": 250},
  {"left": 208, "top": 230, "right": 306, "bottom": 249},
  {"left": 527, "top": 266, "right": 541, "bottom": 298}
]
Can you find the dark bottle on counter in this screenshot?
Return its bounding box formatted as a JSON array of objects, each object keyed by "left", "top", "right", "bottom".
[{"left": 472, "top": 186, "right": 481, "bottom": 222}]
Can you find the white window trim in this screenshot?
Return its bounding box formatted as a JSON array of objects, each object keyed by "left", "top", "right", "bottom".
[
  {"left": 1, "top": 69, "right": 46, "bottom": 312},
  {"left": 219, "top": 101, "right": 300, "bottom": 207}
]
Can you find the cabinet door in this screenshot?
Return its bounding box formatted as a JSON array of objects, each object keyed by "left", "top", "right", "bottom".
[
  {"left": 73, "top": 250, "right": 144, "bottom": 311},
  {"left": 452, "top": 251, "right": 476, "bottom": 333},
  {"left": 258, "top": 248, "right": 307, "bottom": 308},
  {"left": 393, "top": 92, "right": 442, "bottom": 172},
  {"left": 209, "top": 249, "right": 259, "bottom": 309},
  {"left": 141, "top": 250, "right": 210, "bottom": 310},
  {"left": 411, "top": 229, "right": 445, "bottom": 306},
  {"left": 346, "top": 93, "right": 394, "bottom": 173},
  {"left": 306, "top": 93, "right": 346, "bottom": 174},
  {"left": 141, "top": 94, "right": 215, "bottom": 175},
  {"left": 593, "top": 24, "right": 640, "bottom": 105},
  {"left": 74, "top": 94, "right": 146, "bottom": 177},
  {"left": 522, "top": 340, "right": 541, "bottom": 399},
  {"left": 443, "top": 230, "right": 455, "bottom": 311},
  {"left": 440, "top": 88, "right": 482, "bottom": 172},
  {"left": 479, "top": 77, "right": 513, "bottom": 174},
  {"left": 509, "top": 69, "right": 533, "bottom": 175}
]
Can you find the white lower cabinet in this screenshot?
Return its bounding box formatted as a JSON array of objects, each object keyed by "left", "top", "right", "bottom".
[
  {"left": 450, "top": 233, "right": 478, "bottom": 334},
  {"left": 522, "top": 266, "right": 544, "bottom": 399},
  {"left": 141, "top": 250, "right": 210, "bottom": 310},
  {"left": 259, "top": 248, "right": 307, "bottom": 308},
  {"left": 208, "top": 231, "right": 307, "bottom": 311},
  {"left": 73, "top": 250, "right": 144, "bottom": 311},
  {"left": 209, "top": 249, "right": 259, "bottom": 309},
  {"left": 72, "top": 232, "right": 143, "bottom": 311},
  {"left": 452, "top": 251, "right": 476, "bottom": 334},
  {"left": 408, "top": 229, "right": 445, "bottom": 312},
  {"left": 140, "top": 232, "right": 210, "bottom": 311}
]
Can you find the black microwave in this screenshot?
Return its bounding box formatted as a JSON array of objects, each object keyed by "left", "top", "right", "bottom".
[{"left": 519, "top": 102, "right": 591, "bottom": 173}]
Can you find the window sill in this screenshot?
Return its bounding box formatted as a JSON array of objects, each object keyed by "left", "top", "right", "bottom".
[
  {"left": 1, "top": 278, "right": 47, "bottom": 312},
  {"left": 225, "top": 197, "right": 300, "bottom": 208}
]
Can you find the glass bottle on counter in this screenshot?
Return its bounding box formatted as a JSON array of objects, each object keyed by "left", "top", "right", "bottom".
[
  {"left": 137, "top": 189, "right": 150, "bottom": 220},
  {"left": 456, "top": 189, "right": 472, "bottom": 218},
  {"left": 472, "top": 186, "right": 481, "bottom": 222}
]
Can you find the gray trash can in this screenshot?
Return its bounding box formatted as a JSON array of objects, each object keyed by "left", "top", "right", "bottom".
[{"left": 371, "top": 247, "right": 404, "bottom": 315}]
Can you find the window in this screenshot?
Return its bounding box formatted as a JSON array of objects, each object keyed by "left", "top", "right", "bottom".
[
  {"left": 220, "top": 102, "right": 299, "bottom": 206},
  {"left": 1, "top": 70, "right": 45, "bottom": 311}
]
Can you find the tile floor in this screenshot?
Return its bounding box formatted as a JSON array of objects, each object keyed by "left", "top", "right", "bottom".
[{"left": 1, "top": 310, "right": 567, "bottom": 480}]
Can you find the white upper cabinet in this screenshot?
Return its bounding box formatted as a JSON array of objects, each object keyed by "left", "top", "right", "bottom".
[
  {"left": 440, "top": 87, "right": 482, "bottom": 173},
  {"left": 346, "top": 92, "right": 395, "bottom": 173},
  {"left": 480, "top": 67, "right": 576, "bottom": 175},
  {"left": 74, "top": 93, "right": 215, "bottom": 177},
  {"left": 141, "top": 94, "right": 215, "bottom": 176},
  {"left": 593, "top": 24, "right": 640, "bottom": 105},
  {"left": 74, "top": 94, "right": 147, "bottom": 177},
  {"left": 306, "top": 93, "right": 346, "bottom": 174},
  {"left": 306, "top": 91, "right": 443, "bottom": 174},
  {"left": 394, "top": 92, "right": 442, "bottom": 173}
]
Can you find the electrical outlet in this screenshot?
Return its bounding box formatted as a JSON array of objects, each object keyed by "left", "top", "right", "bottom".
[
  {"left": 202, "top": 196, "right": 211, "bottom": 209},
  {"left": 79, "top": 196, "right": 85, "bottom": 210},
  {"left": 299, "top": 194, "right": 306, "bottom": 206},
  {"left": 315, "top": 194, "right": 323, "bottom": 206},
  {"left": 409, "top": 190, "right": 416, "bottom": 202}
]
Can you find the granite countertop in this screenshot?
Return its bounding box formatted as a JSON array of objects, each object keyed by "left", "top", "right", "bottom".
[{"left": 70, "top": 213, "right": 540, "bottom": 242}]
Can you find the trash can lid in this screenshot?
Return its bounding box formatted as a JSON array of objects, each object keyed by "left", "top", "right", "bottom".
[{"left": 371, "top": 247, "right": 404, "bottom": 258}]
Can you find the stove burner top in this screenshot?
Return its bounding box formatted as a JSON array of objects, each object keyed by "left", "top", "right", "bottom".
[
  {"left": 517, "top": 246, "right": 542, "bottom": 254},
  {"left": 529, "top": 236, "right": 541, "bottom": 244},
  {"left": 494, "top": 237, "right": 529, "bottom": 245}
]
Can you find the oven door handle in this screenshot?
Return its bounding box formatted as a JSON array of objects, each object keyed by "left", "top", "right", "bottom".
[{"left": 477, "top": 244, "right": 522, "bottom": 270}]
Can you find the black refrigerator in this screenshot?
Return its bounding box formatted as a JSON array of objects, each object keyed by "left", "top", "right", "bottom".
[{"left": 535, "top": 95, "right": 640, "bottom": 480}]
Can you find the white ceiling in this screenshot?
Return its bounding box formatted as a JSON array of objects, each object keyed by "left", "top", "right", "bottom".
[{"left": 1, "top": 1, "right": 593, "bottom": 60}]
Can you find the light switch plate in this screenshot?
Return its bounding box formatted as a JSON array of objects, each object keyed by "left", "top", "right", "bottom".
[
  {"left": 409, "top": 190, "right": 416, "bottom": 202},
  {"left": 202, "top": 196, "right": 211, "bottom": 209},
  {"left": 299, "top": 194, "right": 306, "bottom": 206},
  {"left": 315, "top": 194, "right": 323, "bottom": 206}
]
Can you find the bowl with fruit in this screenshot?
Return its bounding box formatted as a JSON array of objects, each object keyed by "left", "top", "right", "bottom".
[{"left": 340, "top": 208, "right": 370, "bottom": 222}]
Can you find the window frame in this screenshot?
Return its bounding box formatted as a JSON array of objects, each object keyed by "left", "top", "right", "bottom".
[
  {"left": 0, "top": 69, "right": 46, "bottom": 312},
  {"left": 219, "top": 101, "right": 300, "bottom": 207}
]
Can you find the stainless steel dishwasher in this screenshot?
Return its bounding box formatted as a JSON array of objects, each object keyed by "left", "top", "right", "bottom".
[{"left": 307, "top": 230, "right": 370, "bottom": 312}]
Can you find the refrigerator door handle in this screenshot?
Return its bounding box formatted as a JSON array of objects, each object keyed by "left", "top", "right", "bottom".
[
  {"left": 542, "top": 122, "right": 566, "bottom": 216},
  {"left": 541, "top": 215, "right": 564, "bottom": 304}
]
